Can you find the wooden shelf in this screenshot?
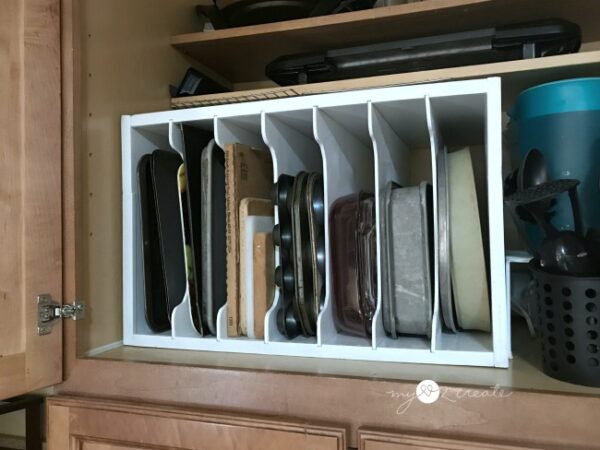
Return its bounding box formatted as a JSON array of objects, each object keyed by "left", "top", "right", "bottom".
[
  {"left": 88, "top": 322, "right": 600, "bottom": 396},
  {"left": 171, "top": 0, "right": 600, "bottom": 84},
  {"left": 171, "top": 50, "right": 600, "bottom": 109}
]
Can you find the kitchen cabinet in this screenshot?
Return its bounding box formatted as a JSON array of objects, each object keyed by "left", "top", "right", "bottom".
[
  {"left": 46, "top": 396, "right": 345, "bottom": 450},
  {"left": 1, "top": 0, "right": 600, "bottom": 449},
  {"left": 358, "top": 430, "right": 550, "bottom": 450},
  {"left": 0, "top": 0, "right": 62, "bottom": 401}
]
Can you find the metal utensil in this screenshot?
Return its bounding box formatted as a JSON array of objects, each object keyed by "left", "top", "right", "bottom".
[{"left": 508, "top": 180, "right": 597, "bottom": 276}]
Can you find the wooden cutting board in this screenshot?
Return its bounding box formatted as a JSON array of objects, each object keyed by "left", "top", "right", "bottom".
[
  {"left": 253, "top": 232, "right": 275, "bottom": 340},
  {"left": 224, "top": 143, "right": 273, "bottom": 337},
  {"left": 239, "top": 198, "right": 273, "bottom": 337}
]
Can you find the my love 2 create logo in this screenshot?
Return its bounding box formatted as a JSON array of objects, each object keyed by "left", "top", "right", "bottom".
[{"left": 415, "top": 379, "right": 440, "bottom": 404}]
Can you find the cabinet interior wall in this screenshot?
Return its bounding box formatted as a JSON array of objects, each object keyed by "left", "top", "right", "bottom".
[
  {"left": 74, "top": 0, "right": 600, "bottom": 395},
  {"left": 77, "top": 0, "right": 201, "bottom": 355}
]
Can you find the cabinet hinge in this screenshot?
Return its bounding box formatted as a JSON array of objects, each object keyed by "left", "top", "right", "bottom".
[{"left": 37, "top": 294, "right": 85, "bottom": 336}]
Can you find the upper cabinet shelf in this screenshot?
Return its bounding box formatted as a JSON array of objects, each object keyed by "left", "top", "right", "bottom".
[{"left": 171, "top": 0, "right": 600, "bottom": 84}]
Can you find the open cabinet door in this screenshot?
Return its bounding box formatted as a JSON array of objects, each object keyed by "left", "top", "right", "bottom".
[{"left": 0, "top": 0, "right": 62, "bottom": 399}]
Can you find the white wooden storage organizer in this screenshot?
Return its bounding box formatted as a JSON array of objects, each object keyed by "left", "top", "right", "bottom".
[{"left": 122, "top": 77, "right": 509, "bottom": 367}]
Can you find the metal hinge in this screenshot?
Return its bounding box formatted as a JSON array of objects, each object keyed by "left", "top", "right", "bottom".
[{"left": 37, "top": 294, "right": 85, "bottom": 336}]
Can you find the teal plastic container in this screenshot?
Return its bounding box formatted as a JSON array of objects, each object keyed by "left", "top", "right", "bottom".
[{"left": 508, "top": 78, "right": 600, "bottom": 249}]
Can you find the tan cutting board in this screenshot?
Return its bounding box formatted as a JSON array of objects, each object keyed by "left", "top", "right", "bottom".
[
  {"left": 224, "top": 143, "right": 273, "bottom": 337},
  {"left": 239, "top": 198, "right": 273, "bottom": 336},
  {"left": 253, "top": 232, "right": 275, "bottom": 340}
]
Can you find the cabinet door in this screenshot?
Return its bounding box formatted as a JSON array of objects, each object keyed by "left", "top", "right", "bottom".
[
  {"left": 47, "top": 396, "right": 346, "bottom": 450},
  {"left": 0, "top": 0, "right": 62, "bottom": 400},
  {"left": 358, "top": 430, "right": 548, "bottom": 450}
]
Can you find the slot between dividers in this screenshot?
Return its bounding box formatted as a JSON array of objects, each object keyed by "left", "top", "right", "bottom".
[
  {"left": 123, "top": 121, "right": 174, "bottom": 344},
  {"left": 313, "top": 105, "right": 375, "bottom": 348},
  {"left": 368, "top": 99, "right": 433, "bottom": 352},
  {"left": 261, "top": 110, "right": 322, "bottom": 345},
  {"left": 214, "top": 115, "right": 270, "bottom": 343},
  {"left": 425, "top": 86, "right": 507, "bottom": 366}
]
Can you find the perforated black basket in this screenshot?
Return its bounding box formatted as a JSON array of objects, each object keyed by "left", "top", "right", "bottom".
[{"left": 530, "top": 261, "right": 600, "bottom": 387}]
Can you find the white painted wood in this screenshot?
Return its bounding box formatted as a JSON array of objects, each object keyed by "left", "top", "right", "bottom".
[{"left": 121, "top": 78, "right": 509, "bottom": 367}]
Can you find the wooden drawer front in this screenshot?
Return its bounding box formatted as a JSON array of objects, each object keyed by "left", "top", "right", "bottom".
[
  {"left": 47, "top": 396, "right": 345, "bottom": 450},
  {"left": 358, "top": 430, "right": 549, "bottom": 450}
]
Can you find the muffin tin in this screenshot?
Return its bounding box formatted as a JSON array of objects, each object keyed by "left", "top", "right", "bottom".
[{"left": 274, "top": 172, "right": 326, "bottom": 339}]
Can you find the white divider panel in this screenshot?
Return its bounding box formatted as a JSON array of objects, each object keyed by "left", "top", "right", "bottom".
[
  {"left": 425, "top": 97, "right": 444, "bottom": 351},
  {"left": 368, "top": 100, "right": 432, "bottom": 351},
  {"left": 169, "top": 122, "right": 202, "bottom": 338},
  {"left": 313, "top": 106, "right": 374, "bottom": 347},
  {"left": 261, "top": 110, "right": 322, "bottom": 344},
  {"left": 484, "top": 82, "right": 509, "bottom": 367},
  {"left": 215, "top": 114, "right": 266, "bottom": 150},
  {"left": 122, "top": 78, "right": 509, "bottom": 367}
]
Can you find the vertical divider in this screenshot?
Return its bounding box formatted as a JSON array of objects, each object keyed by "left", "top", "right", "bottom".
[
  {"left": 486, "top": 78, "right": 509, "bottom": 367},
  {"left": 168, "top": 121, "right": 201, "bottom": 338},
  {"left": 313, "top": 107, "right": 374, "bottom": 347},
  {"left": 215, "top": 115, "right": 267, "bottom": 150},
  {"left": 425, "top": 97, "right": 443, "bottom": 351},
  {"left": 262, "top": 111, "right": 322, "bottom": 343},
  {"left": 215, "top": 305, "right": 228, "bottom": 342},
  {"left": 367, "top": 102, "right": 411, "bottom": 350},
  {"left": 122, "top": 116, "right": 135, "bottom": 343},
  {"left": 213, "top": 116, "right": 228, "bottom": 342},
  {"left": 261, "top": 113, "right": 281, "bottom": 344}
]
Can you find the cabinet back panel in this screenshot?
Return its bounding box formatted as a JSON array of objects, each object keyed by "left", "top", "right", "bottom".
[{"left": 78, "top": 0, "right": 202, "bottom": 355}]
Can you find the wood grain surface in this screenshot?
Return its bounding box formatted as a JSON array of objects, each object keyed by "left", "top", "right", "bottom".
[
  {"left": 58, "top": 357, "right": 600, "bottom": 449},
  {"left": 358, "top": 429, "right": 571, "bottom": 450},
  {"left": 0, "top": 0, "right": 63, "bottom": 400},
  {"left": 47, "top": 396, "right": 345, "bottom": 450}
]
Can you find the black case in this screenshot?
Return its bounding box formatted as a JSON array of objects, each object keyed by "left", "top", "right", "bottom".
[{"left": 266, "top": 19, "right": 581, "bottom": 86}]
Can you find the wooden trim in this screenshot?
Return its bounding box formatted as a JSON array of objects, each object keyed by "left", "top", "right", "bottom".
[
  {"left": 61, "top": 0, "right": 82, "bottom": 378},
  {"left": 47, "top": 395, "right": 346, "bottom": 450},
  {"left": 357, "top": 429, "right": 572, "bottom": 450},
  {"left": 46, "top": 403, "right": 70, "bottom": 450},
  {"left": 58, "top": 358, "right": 600, "bottom": 449}
]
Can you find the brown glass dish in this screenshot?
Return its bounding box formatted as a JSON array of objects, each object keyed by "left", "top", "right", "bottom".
[{"left": 330, "top": 192, "right": 376, "bottom": 338}]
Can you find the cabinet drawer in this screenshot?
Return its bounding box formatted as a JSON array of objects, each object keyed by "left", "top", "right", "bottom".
[
  {"left": 47, "top": 396, "right": 345, "bottom": 450},
  {"left": 358, "top": 430, "right": 549, "bottom": 450}
]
